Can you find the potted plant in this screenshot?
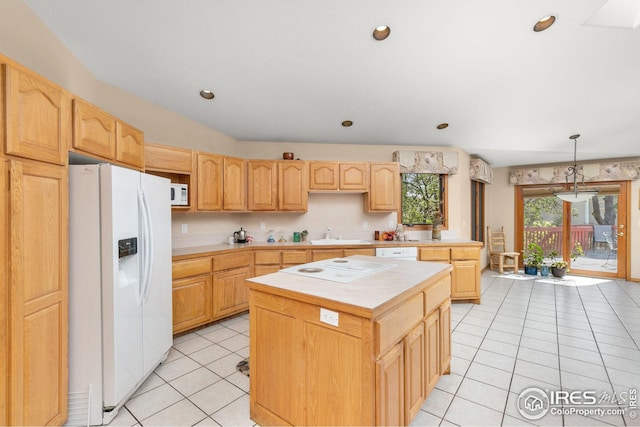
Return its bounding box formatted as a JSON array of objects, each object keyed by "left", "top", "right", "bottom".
[
  {"left": 549, "top": 243, "right": 584, "bottom": 278},
  {"left": 523, "top": 242, "right": 544, "bottom": 275}
]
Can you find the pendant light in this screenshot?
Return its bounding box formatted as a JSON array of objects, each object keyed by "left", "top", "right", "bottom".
[{"left": 555, "top": 134, "right": 598, "bottom": 202}]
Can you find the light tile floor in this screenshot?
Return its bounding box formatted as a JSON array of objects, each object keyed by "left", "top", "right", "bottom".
[{"left": 111, "top": 271, "right": 640, "bottom": 426}]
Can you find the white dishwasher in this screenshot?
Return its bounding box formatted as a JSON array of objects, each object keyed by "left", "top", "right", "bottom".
[{"left": 375, "top": 246, "right": 418, "bottom": 260}]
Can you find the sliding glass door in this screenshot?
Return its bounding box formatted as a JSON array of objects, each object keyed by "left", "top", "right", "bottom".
[{"left": 516, "top": 182, "right": 628, "bottom": 279}]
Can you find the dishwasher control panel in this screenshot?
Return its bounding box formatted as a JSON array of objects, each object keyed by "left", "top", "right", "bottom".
[{"left": 375, "top": 247, "right": 418, "bottom": 259}]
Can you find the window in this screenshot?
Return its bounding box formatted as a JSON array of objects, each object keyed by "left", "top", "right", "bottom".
[
  {"left": 400, "top": 173, "right": 447, "bottom": 228},
  {"left": 471, "top": 181, "right": 485, "bottom": 241}
]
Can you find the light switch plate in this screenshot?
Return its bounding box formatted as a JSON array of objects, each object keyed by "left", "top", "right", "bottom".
[{"left": 320, "top": 308, "right": 339, "bottom": 327}]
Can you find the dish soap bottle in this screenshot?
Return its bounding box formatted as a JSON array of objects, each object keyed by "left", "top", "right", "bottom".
[{"left": 267, "top": 234, "right": 275, "bottom": 243}]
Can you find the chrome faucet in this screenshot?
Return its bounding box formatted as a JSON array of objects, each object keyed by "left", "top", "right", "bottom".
[{"left": 325, "top": 227, "right": 332, "bottom": 240}]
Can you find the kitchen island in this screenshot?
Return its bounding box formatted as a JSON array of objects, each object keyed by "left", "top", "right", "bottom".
[{"left": 247, "top": 255, "right": 452, "bottom": 426}]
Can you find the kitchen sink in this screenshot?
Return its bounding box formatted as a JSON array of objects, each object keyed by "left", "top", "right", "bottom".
[{"left": 309, "top": 239, "right": 371, "bottom": 245}]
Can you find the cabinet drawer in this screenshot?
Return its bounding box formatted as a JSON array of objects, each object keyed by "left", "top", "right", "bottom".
[
  {"left": 419, "top": 248, "right": 450, "bottom": 262},
  {"left": 213, "top": 251, "right": 252, "bottom": 272},
  {"left": 254, "top": 250, "right": 281, "bottom": 265},
  {"left": 375, "top": 293, "right": 424, "bottom": 354},
  {"left": 172, "top": 257, "right": 212, "bottom": 279},
  {"left": 282, "top": 250, "right": 308, "bottom": 265},
  {"left": 451, "top": 247, "right": 480, "bottom": 261},
  {"left": 425, "top": 276, "right": 451, "bottom": 315}
]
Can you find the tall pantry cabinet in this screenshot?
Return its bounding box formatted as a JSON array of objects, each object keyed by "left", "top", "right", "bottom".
[{"left": 1, "top": 62, "right": 69, "bottom": 426}]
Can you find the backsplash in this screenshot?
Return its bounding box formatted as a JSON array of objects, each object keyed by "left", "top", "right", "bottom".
[{"left": 172, "top": 193, "right": 397, "bottom": 248}]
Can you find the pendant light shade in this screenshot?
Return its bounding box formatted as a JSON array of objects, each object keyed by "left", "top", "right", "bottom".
[{"left": 555, "top": 134, "right": 598, "bottom": 202}]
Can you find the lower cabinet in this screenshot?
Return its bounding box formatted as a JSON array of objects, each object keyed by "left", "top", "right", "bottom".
[
  {"left": 253, "top": 249, "right": 309, "bottom": 276},
  {"left": 172, "top": 257, "right": 213, "bottom": 334},
  {"left": 376, "top": 342, "right": 404, "bottom": 426},
  {"left": 419, "top": 245, "right": 481, "bottom": 303},
  {"left": 311, "top": 247, "right": 375, "bottom": 261},
  {"left": 212, "top": 264, "right": 251, "bottom": 319}
]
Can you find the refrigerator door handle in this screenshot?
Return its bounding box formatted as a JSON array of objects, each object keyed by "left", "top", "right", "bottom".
[
  {"left": 141, "top": 189, "right": 154, "bottom": 302},
  {"left": 137, "top": 189, "right": 150, "bottom": 304}
]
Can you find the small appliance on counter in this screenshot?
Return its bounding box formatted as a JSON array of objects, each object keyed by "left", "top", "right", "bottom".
[{"left": 234, "top": 227, "right": 247, "bottom": 243}]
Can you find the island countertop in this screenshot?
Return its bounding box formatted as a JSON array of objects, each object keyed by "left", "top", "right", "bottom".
[{"left": 247, "top": 255, "right": 452, "bottom": 316}]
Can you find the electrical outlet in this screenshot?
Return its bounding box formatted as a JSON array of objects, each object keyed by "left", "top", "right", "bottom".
[
  {"left": 363, "top": 221, "right": 368, "bottom": 229},
  {"left": 181, "top": 224, "right": 188, "bottom": 234},
  {"left": 320, "top": 308, "right": 339, "bottom": 327},
  {"left": 259, "top": 222, "right": 266, "bottom": 230}
]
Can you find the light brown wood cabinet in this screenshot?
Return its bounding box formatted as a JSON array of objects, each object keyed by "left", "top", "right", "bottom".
[
  {"left": 249, "top": 267, "right": 452, "bottom": 426},
  {"left": 365, "top": 162, "right": 400, "bottom": 212},
  {"left": 3, "top": 64, "right": 70, "bottom": 166},
  {"left": 72, "top": 98, "right": 144, "bottom": 169},
  {"left": 4, "top": 158, "right": 68, "bottom": 426},
  {"left": 172, "top": 257, "right": 213, "bottom": 334},
  {"left": 197, "top": 152, "right": 224, "bottom": 211},
  {"left": 212, "top": 252, "right": 253, "bottom": 319},
  {"left": 278, "top": 160, "right": 307, "bottom": 211},
  {"left": 247, "top": 160, "right": 277, "bottom": 210},
  {"left": 223, "top": 156, "right": 246, "bottom": 211},
  {"left": 254, "top": 249, "right": 309, "bottom": 276},
  {"left": 144, "top": 142, "right": 195, "bottom": 211},
  {"left": 419, "top": 244, "right": 481, "bottom": 303},
  {"left": 311, "top": 247, "right": 375, "bottom": 261},
  {"left": 308, "top": 161, "right": 369, "bottom": 191}
]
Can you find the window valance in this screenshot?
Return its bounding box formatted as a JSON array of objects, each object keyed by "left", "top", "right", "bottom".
[
  {"left": 509, "top": 160, "right": 640, "bottom": 185},
  {"left": 470, "top": 158, "right": 494, "bottom": 184},
  {"left": 392, "top": 150, "right": 458, "bottom": 174}
]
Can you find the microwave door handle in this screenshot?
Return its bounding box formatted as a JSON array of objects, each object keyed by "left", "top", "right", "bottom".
[{"left": 170, "top": 187, "right": 175, "bottom": 200}]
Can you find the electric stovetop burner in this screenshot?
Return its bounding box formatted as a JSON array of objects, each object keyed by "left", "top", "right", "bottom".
[{"left": 297, "top": 267, "right": 324, "bottom": 273}]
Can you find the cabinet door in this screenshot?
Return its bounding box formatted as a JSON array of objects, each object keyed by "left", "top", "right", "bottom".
[
  {"left": 172, "top": 274, "right": 212, "bottom": 334},
  {"left": 9, "top": 159, "right": 68, "bottom": 426},
  {"left": 247, "top": 161, "right": 277, "bottom": 211},
  {"left": 366, "top": 162, "right": 399, "bottom": 211},
  {"left": 278, "top": 161, "right": 307, "bottom": 211},
  {"left": 404, "top": 322, "right": 426, "bottom": 424},
  {"left": 343, "top": 248, "right": 375, "bottom": 257},
  {"left": 451, "top": 260, "right": 480, "bottom": 299},
  {"left": 339, "top": 162, "right": 369, "bottom": 191},
  {"left": 304, "top": 321, "right": 364, "bottom": 426},
  {"left": 223, "top": 157, "right": 246, "bottom": 211},
  {"left": 376, "top": 341, "right": 404, "bottom": 426},
  {"left": 115, "top": 121, "right": 144, "bottom": 169},
  {"left": 72, "top": 98, "right": 116, "bottom": 160},
  {"left": 439, "top": 300, "right": 452, "bottom": 375},
  {"left": 197, "top": 153, "right": 223, "bottom": 211},
  {"left": 144, "top": 142, "right": 193, "bottom": 173},
  {"left": 425, "top": 311, "right": 440, "bottom": 394},
  {"left": 213, "top": 266, "right": 251, "bottom": 319},
  {"left": 0, "top": 158, "right": 7, "bottom": 426},
  {"left": 4, "top": 65, "right": 70, "bottom": 165},
  {"left": 308, "top": 161, "right": 338, "bottom": 190}
]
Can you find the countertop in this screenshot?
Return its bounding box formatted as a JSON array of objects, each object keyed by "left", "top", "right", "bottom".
[
  {"left": 246, "top": 255, "right": 452, "bottom": 312},
  {"left": 172, "top": 238, "right": 482, "bottom": 258}
]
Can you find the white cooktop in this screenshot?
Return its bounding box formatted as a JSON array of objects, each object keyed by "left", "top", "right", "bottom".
[{"left": 279, "top": 258, "right": 395, "bottom": 283}]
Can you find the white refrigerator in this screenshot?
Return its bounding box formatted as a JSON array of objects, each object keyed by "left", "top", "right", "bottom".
[{"left": 67, "top": 164, "right": 172, "bottom": 426}]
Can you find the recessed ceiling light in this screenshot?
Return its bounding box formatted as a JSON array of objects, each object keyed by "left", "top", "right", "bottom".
[
  {"left": 373, "top": 25, "right": 391, "bottom": 41},
  {"left": 341, "top": 120, "right": 353, "bottom": 127},
  {"left": 199, "top": 90, "right": 215, "bottom": 100},
  {"left": 437, "top": 123, "right": 449, "bottom": 130},
  {"left": 533, "top": 15, "right": 556, "bottom": 32}
]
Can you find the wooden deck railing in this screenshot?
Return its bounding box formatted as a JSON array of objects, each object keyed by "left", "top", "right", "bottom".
[{"left": 524, "top": 225, "right": 594, "bottom": 255}]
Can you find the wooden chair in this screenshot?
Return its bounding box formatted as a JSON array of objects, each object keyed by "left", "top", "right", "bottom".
[{"left": 487, "top": 226, "right": 520, "bottom": 274}]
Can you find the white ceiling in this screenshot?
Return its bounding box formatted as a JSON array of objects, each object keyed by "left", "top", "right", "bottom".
[{"left": 24, "top": 0, "right": 640, "bottom": 167}]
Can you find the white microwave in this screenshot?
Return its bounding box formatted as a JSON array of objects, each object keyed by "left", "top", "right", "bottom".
[{"left": 170, "top": 183, "right": 188, "bottom": 206}]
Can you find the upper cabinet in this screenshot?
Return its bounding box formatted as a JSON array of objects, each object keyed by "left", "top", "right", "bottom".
[
  {"left": 3, "top": 64, "right": 70, "bottom": 165},
  {"left": 278, "top": 160, "right": 307, "bottom": 211},
  {"left": 308, "top": 161, "right": 369, "bottom": 192},
  {"left": 247, "top": 160, "right": 278, "bottom": 211},
  {"left": 223, "top": 157, "right": 246, "bottom": 211},
  {"left": 145, "top": 142, "right": 195, "bottom": 211},
  {"left": 115, "top": 121, "right": 144, "bottom": 169},
  {"left": 365, "top": 162, "right": 400, "bottom": 212},
  {"left": 72, "top": 98, "right": 116, "bottom": 160},
  {"left": 197, "top": 152, "right": 224, "bottom": 211},
  {"left": 72, "top": 97, "right": 144, "bottom": 169}
]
